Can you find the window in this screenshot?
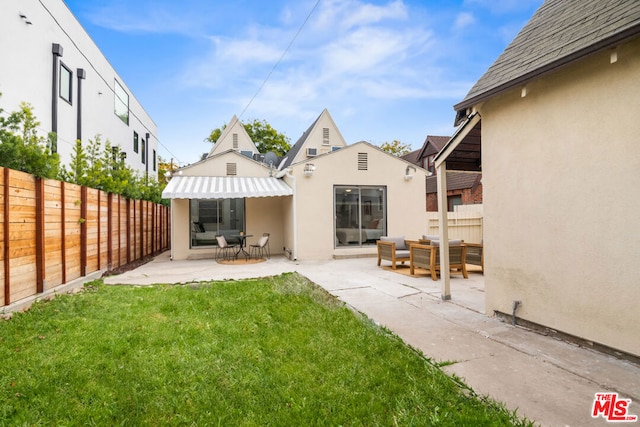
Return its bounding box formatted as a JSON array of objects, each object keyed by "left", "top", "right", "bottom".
[
  {"left": 427, "top": 155, "right": 435, "bottom": 174},
  {"left": 189, "top": 199, "right": 245, "bottom": 247},
  {"left": 141, "top": 135, "right": 146, "bottom": 164},
  {"left": 335, "top": 186, "right": 386, "bottom": 247},
  {"left": 59, "top": 63, "right": 72, "bottom": 104},
  {"left": 133, "top": 131, "right": 139, "bottom": 153},
  {"left": 114, "top": 79, "right": 129, "bottom": 125},
  {"left": 448, "top": 195, "right": 462, "bottom": 212}
]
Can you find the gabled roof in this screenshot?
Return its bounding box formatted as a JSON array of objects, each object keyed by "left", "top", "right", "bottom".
[
  {"left": 418, "top": 135, "right": 450, "bottom": 159},
  {"left": 279, "top": 109, "right": 347, "bottom": 169},
  {"left": 454, "top": 0, "right": 640, "bottom": 123},
  {"left": 207, "top": 115, "right": 259, "bottom": 157}
]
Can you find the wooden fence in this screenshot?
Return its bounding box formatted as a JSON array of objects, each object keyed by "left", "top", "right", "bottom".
[
  {"left": 425, "top": 204, "right": 483, "bottom": 243},
  {"left": 0, "top": 167, "right": 170, "bottom": 308}
]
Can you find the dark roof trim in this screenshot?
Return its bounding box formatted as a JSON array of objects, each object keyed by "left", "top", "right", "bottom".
[{"left": 454, "top": 23, "right": 640, "bottom": 124}]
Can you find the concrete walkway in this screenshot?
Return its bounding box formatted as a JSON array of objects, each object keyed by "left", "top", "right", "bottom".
[{"left": 104, "top": 252, "right": 640, "bottom": 427}]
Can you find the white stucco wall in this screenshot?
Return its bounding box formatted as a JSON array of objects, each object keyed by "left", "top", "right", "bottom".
[
  {"left": 480, "top": 38, "right": 640, "bottom": 356},
  {"left": 0, "top": 0, "right": 157, "bottom": 176},
  {"left": 288, "top": 142, "right": 427, "bottom": 260}
]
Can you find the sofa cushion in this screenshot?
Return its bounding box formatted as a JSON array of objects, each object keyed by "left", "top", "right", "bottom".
[
  {"left": 381, "top": 236, "right": 406, "bottom": 250},
  {"left": 430, "top": 239, "right": 463, "bottom": 246},
  {"left": 422, "top": 235, "right": 439, "bottom": 241},
  {"left": 396, "top": 249, "right": 411, "bottom": 259}
]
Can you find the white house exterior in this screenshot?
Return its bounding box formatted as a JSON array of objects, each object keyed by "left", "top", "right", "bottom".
[
  {"left": 163, "top": 110, "right": 428, "bottom": 261},
  {"left": 0, "top": 0, "right": 158, "bottom": 176},
  {"left": 436, "top": 0, "right": 640, "bottom": 357}
]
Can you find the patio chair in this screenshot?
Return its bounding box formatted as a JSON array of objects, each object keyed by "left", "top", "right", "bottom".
[
  {"left": 376, "top": 236, "right": 419, "bottom": 270},
  {"left": 215, "top": 235, "right": 237, "bottom": 261},
  {"left": 464, "top": 242, "right": 484, "bottom": 272},
  {"left": 249, "top": 234, "right": 270, "bottom": 259},
  {"left": 409, "top": 241, "right": 468, "bottom": 280}
]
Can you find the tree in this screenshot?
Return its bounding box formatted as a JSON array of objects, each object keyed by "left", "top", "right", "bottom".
[
  {"left": 206, "top": 118, "right": 291, "bottom": 156},
  {"left": 0, "top": 100, "right": 60, "bottom": 178},
  {"left": 157, "top": 156, "right": 178, "bottom": 185},
  {"left": 379, "top": 140, "right": 412, "bottom": 157}
]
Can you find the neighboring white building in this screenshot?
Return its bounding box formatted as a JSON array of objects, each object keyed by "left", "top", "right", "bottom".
[{"left": 0, "top": 0, "right": 158, "bottom": 177}]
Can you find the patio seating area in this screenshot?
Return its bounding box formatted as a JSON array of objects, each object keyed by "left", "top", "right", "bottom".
[
  {"left": 215, "top": 233, "right": 271, "bottom": 263},
  {"left": 377, "top": 236, "right": 482, "bottom": 280}
]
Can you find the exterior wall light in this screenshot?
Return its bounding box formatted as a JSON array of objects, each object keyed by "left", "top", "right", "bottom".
[
  {"left": 404, "top": 165, "right": 416, "bottom": 181},
  {"left": 304, "top": 163, "right": 315, "bottom": 177}
]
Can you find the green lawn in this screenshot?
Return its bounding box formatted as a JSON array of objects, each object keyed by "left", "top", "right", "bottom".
[{"left": 0, "top": 273, "right": 533, "bottom": 426}]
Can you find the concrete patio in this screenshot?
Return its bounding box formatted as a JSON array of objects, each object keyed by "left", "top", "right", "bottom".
[{"left": 100, "top": 252, "right": 640, "bottom": 426}]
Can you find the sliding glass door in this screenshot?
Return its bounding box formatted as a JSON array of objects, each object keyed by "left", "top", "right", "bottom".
[
  {"left": 189, "top": 198, "right": 245, "bottom": 247},
  {"left": 334, "top": 186, "right": 386, "bottom": 247}
]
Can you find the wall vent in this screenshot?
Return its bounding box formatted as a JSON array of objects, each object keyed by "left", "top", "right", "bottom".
[
  {"left": 226, "top": 163, "right": 237, "bottom": 176},
  {"left": 322, "top": 127, "right": 330, "bottom": 145},
  {"left": 306, "top": 147, "right": 318, "bottom": 157},
  {"left": 358, "top": 153, "right": 368, "bottom": 170}
]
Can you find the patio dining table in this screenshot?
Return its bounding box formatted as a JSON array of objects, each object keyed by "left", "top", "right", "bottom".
[{"left": 230, "top": 234, "right": 253, "bottom": 260}]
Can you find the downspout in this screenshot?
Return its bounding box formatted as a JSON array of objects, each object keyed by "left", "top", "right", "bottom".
[
  {"left": 76, "top": 68, "right": 86, "bottom": 142},
  {"left": 51, "top": 44, "right": 63, "bottom": 134}
]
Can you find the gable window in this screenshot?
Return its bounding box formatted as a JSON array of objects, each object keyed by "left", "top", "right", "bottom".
[
  {"left": 114, "top": 79, "right": 129, "bottom": 125},
  {"left": 335, "top": 186, "right": 386, "bottom": 248},
  {"left": 322, "top": 127, "right": 330, "bottom": 145},
  {"left": 133, "top": 131, "right": 139, "bottom": 153},
  {"left": 59, "top": 62, "right": 72, "bottom": 104}
]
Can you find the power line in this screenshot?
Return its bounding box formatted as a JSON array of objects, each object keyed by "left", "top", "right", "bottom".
[{"left": 237, "top": 0, "right": 321, "bottom": 121}]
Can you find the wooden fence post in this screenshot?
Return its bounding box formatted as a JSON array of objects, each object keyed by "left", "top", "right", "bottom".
[
  {"left": 107, "top": 193, "right": 112, "bottom": 270},
  {"left": 60, "top": 181, "right": 67, "bottom": 284},
  {"left": 80, "top": 186, "right": 87, "bottom": 276},
  {"left": 3, "top": 168, "right": 10, "bottom": 305},
  {"left": 126, "top": 198, "right": 131, "bottom": 264},
  {"left": 36, "top": 177, "right": 45, "bottom": 292}
]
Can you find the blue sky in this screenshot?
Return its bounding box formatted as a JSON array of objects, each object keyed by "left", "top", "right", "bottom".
[{"left": 63, "top": 0, "right": 543, "bottom": 166}]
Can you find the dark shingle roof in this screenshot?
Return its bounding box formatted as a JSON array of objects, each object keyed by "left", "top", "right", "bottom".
[
  {"left": 426, "top": 172, "right": 481, "bottom": 194},
  {"left": 401, "top": 149, "right": 421, "bottom": 166},
  {"left": 454, "top": 0, "right": 640, "bottom": 119}
]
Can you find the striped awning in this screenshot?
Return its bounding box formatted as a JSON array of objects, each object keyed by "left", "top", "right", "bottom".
[{"left": 162, "top": 176, "right": 293, "bottom": 199}]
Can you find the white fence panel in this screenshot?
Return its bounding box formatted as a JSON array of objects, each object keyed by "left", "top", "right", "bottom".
[{"left": 425, "top": 205, "right": 483, "bottom": 243}]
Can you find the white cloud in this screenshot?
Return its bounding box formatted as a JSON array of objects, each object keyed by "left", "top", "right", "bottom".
[{"left": 454, "top": 12, "right": 476, "bottom": 31}]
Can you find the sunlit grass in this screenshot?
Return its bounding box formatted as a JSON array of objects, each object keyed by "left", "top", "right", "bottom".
[{"left": 0, "top": 273, "right": 533, "bottom": 426}]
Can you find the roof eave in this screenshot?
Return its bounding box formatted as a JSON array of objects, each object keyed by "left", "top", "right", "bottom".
[{"left": 453, "top": 24, "right": 640, "bottom": 126}]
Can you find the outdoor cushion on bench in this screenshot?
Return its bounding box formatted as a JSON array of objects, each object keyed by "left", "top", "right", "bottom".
[{"left": 377, "top": 236, "right": 418, "bottom": 270}]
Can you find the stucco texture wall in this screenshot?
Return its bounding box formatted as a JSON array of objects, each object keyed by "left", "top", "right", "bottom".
[
  {"left": 291, "top": 143, "right": 427, "bottom": 260},
  {"left": 481, "top": 38, "right": 640, "bottom": 356}
]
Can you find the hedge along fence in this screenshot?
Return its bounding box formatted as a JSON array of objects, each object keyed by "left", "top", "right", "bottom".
[{"left": 0, "top": 167, "right": 170, "bottom": 308}]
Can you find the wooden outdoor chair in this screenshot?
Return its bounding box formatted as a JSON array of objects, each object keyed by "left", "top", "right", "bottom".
[
  {"left": 409, "top": 241, "right": 468, "bottom": 280},
  {"left": 376, "top": 237, "right": 419, "bottom": 270},
  {"left": 464, "top": 242, "right": 484, "bottom": 272}
]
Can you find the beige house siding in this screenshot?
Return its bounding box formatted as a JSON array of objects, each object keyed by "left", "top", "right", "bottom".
[
  {"left": 285, "top": 109, "right": 348, "bottom": 166},
  {"left": 288, "top": 142, "right": 427, "bottom": 260},
  {"left": 479, "top": 37, "right": 640, "bottom": 356},
  {"left": 207, "top": 115, "right": 258, "bottom": 157}
]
